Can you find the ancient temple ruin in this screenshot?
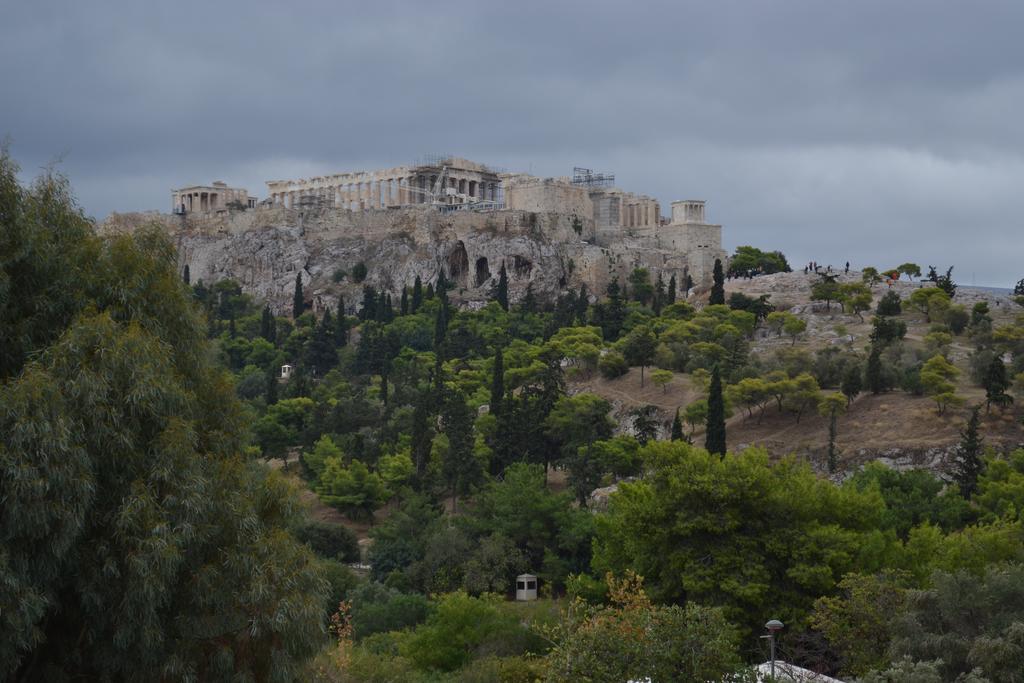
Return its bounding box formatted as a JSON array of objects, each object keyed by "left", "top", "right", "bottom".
[{"left": 152, "top": 156, "right": 728, "bottom": 312}]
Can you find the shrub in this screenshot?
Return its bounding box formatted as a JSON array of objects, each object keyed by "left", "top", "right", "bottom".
[
  {"left": 349, "top": 582, "right": 433, "bottom": 641},
  {"left": 876, "top": 290, "right": 902, "bottom": 316},
  {"left": 352, "top": 262, "right": 368, "bottom": 283},
  {"left": 320, "top": 558, "right": 360, "bottom": 615},
  {"left": 332, "top": 267, "right": 347, "bottom": 283},
  {"left": 598, "top": 350, "right": 629, "bottom": 379},
  {"left": 294, "top": 520, "right": 361, "bottom": 562}
]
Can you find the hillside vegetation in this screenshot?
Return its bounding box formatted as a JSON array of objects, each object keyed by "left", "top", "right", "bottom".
[{"left": 6, "top": 152, "right": 1024, "bottom": 681}]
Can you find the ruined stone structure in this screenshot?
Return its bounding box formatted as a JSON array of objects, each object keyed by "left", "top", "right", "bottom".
[
  {"left": 172, "top": 181, "right": 256, "bottom": 214},
  {"left": 133, "top": 156, "right": 727, "bottom": 314},
  {"left": 265, "top": 157, "right": 503, "bottom": 211}
]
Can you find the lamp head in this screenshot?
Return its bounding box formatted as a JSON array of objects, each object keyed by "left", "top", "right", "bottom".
[{"left": 765, "top": 619, "right": 784, "bottom": 632}]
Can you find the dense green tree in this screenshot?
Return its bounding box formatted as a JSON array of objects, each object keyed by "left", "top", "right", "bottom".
[
  {"left": 896, "top": 262, "right": 922, "bottom": 280},
  {"left": 399, "top": 286, "right": 408, "bottom": 315},
  {"left": 705, "top": 364, "right": 727, "bottom": 455},
  {"left": 841, "top": 362, "right": 863, "bottom": 405},
  {"left": 954, "top": 405, "right": 985, "bottom": 499},
  {"left": 619, "top": 324, "right": 657, "bottom": 386},
  {"left": 351, "top": 261, "right": 368, "bottom": 283},
  {"left": 866, "top": 345, "right": 888, "bottom": 394},
  {"left": 335, "top": 294, "right": 348, "bottom": 346},
  {"left": 598, "top": 277, "right": 627, "bottom": 340},
  {"left": 265, "top": 364, "right": 279, "bottom": 405},
  {"left": 544, "top": 573, "right": 745, "bottom": 682},
  {"left": 593, "top": 443, "right": 891, "bottom": 638},
  {"left": 671, "top": 407, "right": 684, "bottom": 441},
  {"left": 819, "top": 392, "right": 847, "bottom": 472},
  {"left": 316, "top": 457, "right": 388, "bottom": 520},
  {"left": 631, "top": 405, "right": 660, "bottom": 445},
  {"left": 667, "top": 273, "right": 677, "bottom": 305},
  {"left": 709, "top": 258, "right": 726, "bottom": 305},
  {"left": 628, "top": 267, "right": 654, "bottom": 305},
  {"left": 886, "top": 564, "right": 1024, "bottom": 681},
  {"left": 810, "top": 571, "right": 910, "bottom": 677},
  {"left": 810, "top": 273, "right": 842, "bottom": 310},
  {"left": 490, "top": 346, "right": 504, "bottom": 416},
  {"left": 469, "top": 463, "right": 594, "bottom": 587},
  {"left": 304, "top": 310, "right": 338, "bottom": 376},
  {"left": 545, "top": 393, "right": 615, "bottom": 503},
  {"left": 875, "top": 290, "right": 903, "bottom": 317},
  {"left": 494, "top": 261, "right": 509, "bottom": 311},
  {"left": 411, "top": 275, "right": 423, "bottom": 312},
  {"left": 292, "top": 271, "right": 305, "bottom": 318},
  {"left": 0, "top": 154, "right": 324, "bottom": 679},
  {"left": 359, "top": 284, "right": 378, "bottom": 321},
  {"left": 845, "top": 463, "right": 972, "bottom": 538},
  {"left": 440, "top": 389, "right": 480, "bottom": 512},
  {"left": 983, "top": 354, "right": 1013, "bottom": 412},
  {"left": 727, "top": 245, "right": 791, "bottom": 277}
]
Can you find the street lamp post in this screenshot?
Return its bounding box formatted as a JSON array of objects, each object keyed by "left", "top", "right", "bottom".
[{"left": 764, "top": 619, "right": 784, "bottom": 679}]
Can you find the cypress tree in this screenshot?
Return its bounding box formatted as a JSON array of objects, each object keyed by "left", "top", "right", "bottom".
[
  {"left": 265, "top": 365, "right": 278, "bottom": 405},
  {"left": 576, "top": 284, "right": 589, "bottom": 325},
  {"left": 604, "top": 277, "right": 626, "bottom": 341},
  {"left": 335, "top": 295, "right": 348, "bottom": 346},
  {"left": 264, "top": 307, "right": 276, "bottom": 342},
  {"left": 433, "top": 297, "right": 449, "bottom": 359},
  {"left": 667, "top": 274, "right": 677, "bottom": 305},
  {"left": 684, "top": 273, "right": 694, "bottom": 297},
  {"left": 410, "top": 392, "right": 433, "bottom": 483},
  {"left": 705, "top": 364, "right": 727, "bottom": 456},
  {"left": 490, "top": 346, "right": 504, "bottom": 417},
  {"left": 385, "top": 293, "right": 394, "bottom": 321},
  {"left": 441, "top": 389, "right": 480, "bottom": 513},
  {"left": 866, "top": 345, "right": 885, "bottom": 394},
  {"left": 495, "top": 261, "right": 509, "bottom": 311},
  {"left": 411, "top": 276, "right": 423, "bottom": 312},
  {"left": 653, "top": 273, "right": 665, "bottom": 315},
  {"left": 360, "top": 285, "right": 377, "bottom": 321},
  {"left": 228, "top": 312, "right": 236, "bottom": 338},
  {"left": 400, "top": 287, "right": 408, "bottom": 316},
  {"left": 425, "top": 282, "right": 435, "bottom": 300},
  {"left": 304, "top": 311, "right": 338, "bottom": 377},
  {"left": 182, "top": 263, "right": 190, "bottom": 284},
  {"left": 954, "top": 405, "right": 984, "bottom": 498},
  {"left": 671, "top": 407, "right": 684, "bottom": 441},
  {"left": 710, "top": 258, "right": 726, "bottom": 305},
  {"left": 292, "top": 272, "right": 304, "bottom": 319},
  {"left": 520, "top": 283, "right": 537, "bottom": 314}
]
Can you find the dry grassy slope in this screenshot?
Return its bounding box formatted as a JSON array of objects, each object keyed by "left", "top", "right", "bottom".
[{"left": 570, "top": 271, "right": 1024, "bottom": 470}]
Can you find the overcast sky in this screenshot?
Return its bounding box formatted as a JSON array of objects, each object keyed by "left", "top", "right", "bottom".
[{"left": 3, "top": 1, "right": 1022, "bottom": 286}]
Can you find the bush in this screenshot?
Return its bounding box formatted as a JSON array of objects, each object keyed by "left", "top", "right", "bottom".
[
  {"left": 598, "top": 350, "right": 629, "bottom": 379},
  {"left": 876, "top": 290, "right": 902, "bottom": 316},
  {"left": 400, "top": 592, "right": 539, "bottom": 672},
  {"left": 352, "top": 262, "right": 368, "bottom": 283},
  {"left": 349, "top": 582, "right": 432, "bottom": 641},
  {"left": 294, "top": 520, "right": 361, "bottom": 562},
  {"left": 320, "top": 559, "right": 360, "bottom": 615},
  {"left": 332, "top": 267, "right": 347, "bottom": 283}
]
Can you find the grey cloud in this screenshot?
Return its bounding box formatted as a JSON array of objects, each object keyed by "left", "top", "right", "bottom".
[{"left": 2, "top": 0, "right": 1022, "bottom": 285}]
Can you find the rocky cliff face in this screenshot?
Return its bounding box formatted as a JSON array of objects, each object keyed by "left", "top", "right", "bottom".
[{"left": 102, "top": 205, "right": 694, "bottom": 315}]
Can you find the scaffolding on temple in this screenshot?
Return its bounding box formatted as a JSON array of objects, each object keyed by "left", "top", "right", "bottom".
[{"left": 571, "top": 167, "right": 615, "bottom": 188}]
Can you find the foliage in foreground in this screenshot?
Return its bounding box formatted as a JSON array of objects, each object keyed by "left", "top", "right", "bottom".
[{"left": 0, "top": 152, "right": 326, "bottom": 680}]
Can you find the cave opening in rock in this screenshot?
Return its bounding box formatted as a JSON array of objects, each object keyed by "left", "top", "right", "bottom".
[
  {"left": 447, "top": 241, "right": 469, "bottom": 287},
  {"left": 512, "top": 255, "right": 533, "bottom": 277},
  {"left": 475, "top": 257, "right": 490, "bottom": 287}
]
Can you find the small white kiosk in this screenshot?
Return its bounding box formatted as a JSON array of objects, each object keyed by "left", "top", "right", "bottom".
[
  {"left": 280, "top": 364, "right": 294, "bottom": 379},
  {"left": 515, "top": 574, "right": 538, "bottom": 601}
]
